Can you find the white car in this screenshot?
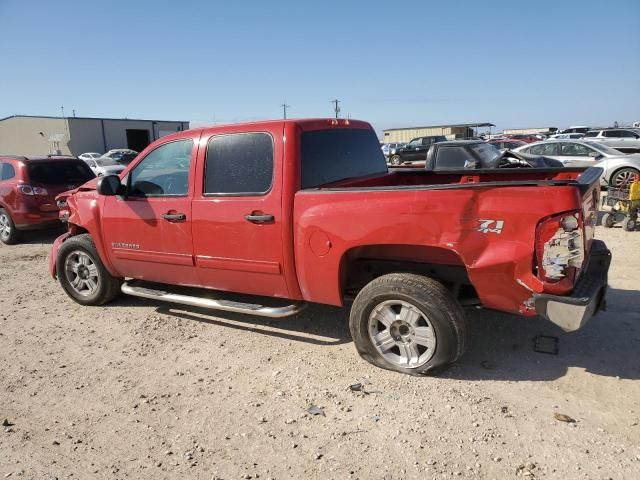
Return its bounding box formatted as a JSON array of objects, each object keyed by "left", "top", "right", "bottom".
[
  {"left": 548, "top": 133, "right": 584, "bottom": 140},
  {"left": 83, "top": 157, "right": 125, "bottom": 177},
  {"left": 78, "top": 152, "right": 103, "bottom": 162},
  {"left": 513, "top": 140, "right": 640, "bottom": 187},
  {"left": 582, "top": 129, "right": 640, "bottom": 153}
]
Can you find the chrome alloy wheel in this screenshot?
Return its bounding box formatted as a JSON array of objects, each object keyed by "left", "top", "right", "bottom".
[
  {"left": 613, "top": 168, "right": 639, "bottom": 187},
  {"left": 368, "top": 300, "right": 437, "bottom": 368},
  {"left": 64, "top": 250, "right": 100, "bottom": 297},
  {"left": 0, "top": 212, "right": 10, "bottom": 241}
]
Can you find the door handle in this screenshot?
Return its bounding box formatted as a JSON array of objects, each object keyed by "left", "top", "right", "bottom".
[
  {"left": 245, "top": 213, "right": 274, "bottom": 224},
  {"left": 162, "top": 212, "right": 186, "bottom": 222}
]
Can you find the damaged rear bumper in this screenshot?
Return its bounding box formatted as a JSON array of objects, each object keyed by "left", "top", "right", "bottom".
[{"left": 534, "top": 240, "right": 611, "bottom": 332}]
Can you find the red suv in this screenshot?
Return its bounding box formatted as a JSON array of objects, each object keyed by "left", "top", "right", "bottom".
[{"left": 0, "top": 155, "right": 95, "bottom": 244}]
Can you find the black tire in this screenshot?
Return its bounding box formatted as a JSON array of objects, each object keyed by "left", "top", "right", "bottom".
[
  {"left": 610, "top": 167, "right": 639, "bottom": 188},
  {"left": 349, "top": 273, "right": 467, "bottom": 376},
  {"left": 0, "top": 208, "right": 21, "bottom": 245},
  {"left": 390, "top": 155, "right": 402, "bottom": 166},
  {"left": 56, "top": 233, "right": 122, "bottom": 305},
  {"left": 622, "top": 216, "right": 637, "bottom": 232},
  {"left": 601, "top": 212, "right": 615, "bottom": 228}
]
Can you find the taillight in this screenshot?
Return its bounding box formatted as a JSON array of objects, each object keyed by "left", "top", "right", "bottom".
[
  {"left": 17, "top": 185, "right": 48, "bottom": 196},
  {"left": 535, "top": 211, "right": 584, "bottom": 284}
]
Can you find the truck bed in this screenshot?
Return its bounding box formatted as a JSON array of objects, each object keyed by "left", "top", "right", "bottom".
[{"left": 314, "top": 167, "right": 588, "bottom": 191}]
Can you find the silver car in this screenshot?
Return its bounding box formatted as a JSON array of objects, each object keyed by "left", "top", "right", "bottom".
[
  {"left": 513, "top": 140, "right": 640, "bottom": 187},
  {"left": 83, "top": 157, "right": 126, "bottom": 177}
]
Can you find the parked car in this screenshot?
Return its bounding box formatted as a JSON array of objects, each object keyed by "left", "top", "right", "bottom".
[
  {"left": 102, "top": 149, "right": 139, "bottom": 165},
  {"left": 549, "top": 133, "right": 585, "bottom": 139},
  {"left": 78, "top": 152, "right": 103, "bottom": 162},
  {"left": 381, "top": 142, "right": 405, "bottom": 159},
  {"left": 0, "top": 155, "right": 95, "bottom": 244},
  {"left": 583, "top": 129, "right": 640, "bottom": 153},
  {"left": 503, "top": 134, "right": 540, "bottom": 143},
  {"left": 389, "top": 135, "right": 446, "bottom": 165},
  {"left": 50, "top": 118, "right": 610, "bottom": 376},
  {"left": 559, "top": 126, "right": 590, "bottom": 135},
  {"left": 487, "top": 138, "right": 527, "bottom": 152},
  {"left": 513, "top": 140, "right": 640, "bottom": 187},
  {"left": 83, "top": 157, "right": 126, "bottom": 176}
]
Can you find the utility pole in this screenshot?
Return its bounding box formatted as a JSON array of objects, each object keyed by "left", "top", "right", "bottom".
[
  {"left": 281, "top": 103, "right": 291, "bottom": 119},
  {"left": 72, "top": 109, "right": 76, "bottom": 118},
  {"left": 331, "top": 99, "right": 340, "bottom": 119}
]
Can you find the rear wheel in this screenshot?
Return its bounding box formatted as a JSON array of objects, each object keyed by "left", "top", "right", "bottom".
[
  {"left": 601, "top": 212, "right": 615, "bottom": 228},
  {"left": 390, "top": 155, "right": 402, "bottom": 166},
  {"left": 349, "top": 273, "right": 467, "bottom": 376},
  {"left": 56, "top": 234, "right": 122, "bottom": 305},
  {"left": 0, "top": 208, "right": 20, "bottom": 245}
]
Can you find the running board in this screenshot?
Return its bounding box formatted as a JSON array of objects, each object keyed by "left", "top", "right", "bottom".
[{"left": 121, "top": 282, "right": 306, "bottom": 318}]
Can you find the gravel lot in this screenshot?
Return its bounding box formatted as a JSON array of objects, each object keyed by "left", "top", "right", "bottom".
[{"left": 1, "top": 224, "right": 639, "bottom": 480}]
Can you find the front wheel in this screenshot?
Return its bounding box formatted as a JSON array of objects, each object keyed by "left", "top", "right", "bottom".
[
  {"left": 0, "top": 208, "right": 20, "bottom": 245},
  {"left": 622, "top": 216, "right": 637, "bottom": 232},
  {"left": 349, "top": 273, "right": 467, "bottom": 376},
  {"left": 390, "top": 155, "right": 402, "bottom": 166},
  {"left": 56, "top": 234, "right": 122, "bottom": 305},
  {"left": 601, "top": 212, "right": 615, "bottom": 228}
]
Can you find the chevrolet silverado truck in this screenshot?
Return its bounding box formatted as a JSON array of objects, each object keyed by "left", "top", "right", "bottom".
[{"left": 50, "top": 118, "right": 611, "bottom": 375}]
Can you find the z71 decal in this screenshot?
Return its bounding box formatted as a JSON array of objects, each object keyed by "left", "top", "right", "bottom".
[{"left": 478, "top": 219, "right": 504, "bottom": 234}]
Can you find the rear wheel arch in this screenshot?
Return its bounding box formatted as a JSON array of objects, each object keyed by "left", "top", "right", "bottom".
[{"left": 339, "top": 244, "right": 476, "bottom": 304}]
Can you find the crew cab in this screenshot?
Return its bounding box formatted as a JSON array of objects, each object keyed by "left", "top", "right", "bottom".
[
  {"left": 388, "top": 135, "right": 446, "bottom": 165},
  {"left": 50, "top": 119, "right": 611, "bottom": 375}
]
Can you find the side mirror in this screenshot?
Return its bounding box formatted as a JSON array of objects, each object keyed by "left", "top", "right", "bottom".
[{"left": 96, "top": 174, "right": 124, "bottom": 196}]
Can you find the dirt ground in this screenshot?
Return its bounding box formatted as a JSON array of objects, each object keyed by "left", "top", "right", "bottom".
[{"left": 1, "top": 223, "right": 639, "bottom": 480}]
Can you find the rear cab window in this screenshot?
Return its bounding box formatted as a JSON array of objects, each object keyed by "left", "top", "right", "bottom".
[
  {"left": 301, "top": 128, "right": 387, "bottom": 189},
  {"left": 26, "top": 161, "right": 95, "bottom": 185}
]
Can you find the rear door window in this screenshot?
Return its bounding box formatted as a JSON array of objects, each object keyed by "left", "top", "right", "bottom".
[
  {"left": 1, "top": 163, "right": 16, "bottom": 181},
  {"left": 27, "top": 161, "right": 95, "bottom": 185},
  {"left": 435, "top": 146, "right": 474, "bottom": 169},
  {"left": 204, "top": 133, "right": 273, "bottom": 195}
]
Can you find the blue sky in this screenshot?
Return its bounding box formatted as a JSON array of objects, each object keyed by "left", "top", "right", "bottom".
[{"left": 1, "top": 0, "right": 638, "bottom": 135}]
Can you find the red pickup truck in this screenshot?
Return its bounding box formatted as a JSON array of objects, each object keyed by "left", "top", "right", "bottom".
[{"left": 50, "top": 119, "right": 611, "bottom": 375}]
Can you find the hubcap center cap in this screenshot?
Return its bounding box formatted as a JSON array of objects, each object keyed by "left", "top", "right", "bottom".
[
  {"left": 78, "top": 266, "right": 90, "bottom": 279},
  {"left": 390, "top": 321, "right": 413, "bottom": 342}
]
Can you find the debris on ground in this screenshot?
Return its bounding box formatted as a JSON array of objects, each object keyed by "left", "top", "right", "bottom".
[
  {"left": 306, "top": 405, "right": 325, "bottom": 416},
  {"left": 554, "top": 413, "right": 576, "bottom": 423}
]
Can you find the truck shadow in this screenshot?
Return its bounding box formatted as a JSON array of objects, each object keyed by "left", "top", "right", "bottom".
[
  {"left": 153, "top": 303, "right": 351, "bottom": 346},
  {"left": 445, "top": 287, "right": 640, "bottom": 381}
]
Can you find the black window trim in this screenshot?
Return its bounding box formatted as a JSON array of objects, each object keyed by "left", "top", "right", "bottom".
[
  {"left": 126, "top": 138, "right": 194, "bottom": 198},
  {"left": 202, "top": 131, "right": 275, "bottom": 197}
]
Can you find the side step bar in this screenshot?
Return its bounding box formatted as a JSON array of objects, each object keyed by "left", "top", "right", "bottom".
[{"left": 121, "top": 282, "right": 306, "bottom": 318}]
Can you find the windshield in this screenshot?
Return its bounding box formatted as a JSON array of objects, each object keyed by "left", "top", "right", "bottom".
[
  {"left": 95, "top": 158, "right": 119, "bottom": 166},
  {"left": 469, "top": 142, "right": 502, "bottom": 165},
  {"left": 27, "top": 161, "right": 95, "bottom": 184},
  {"left": 584, "top": 142, "right": 622, "bottom": 155},
  {"left": 301, "top": 128, "right": 387, "bottom": 188}
]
